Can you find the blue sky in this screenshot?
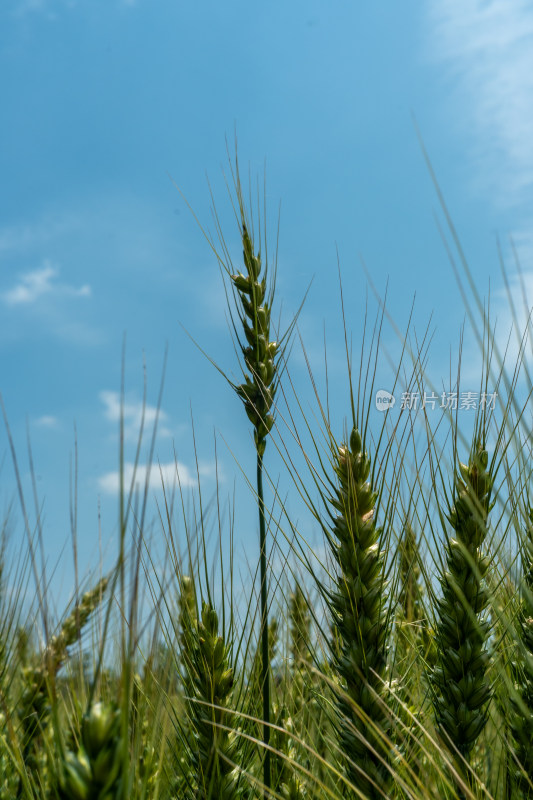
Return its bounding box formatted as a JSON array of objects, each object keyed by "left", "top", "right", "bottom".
[{"left": 1, "top": 0, "right": 532, "bottom": 611}]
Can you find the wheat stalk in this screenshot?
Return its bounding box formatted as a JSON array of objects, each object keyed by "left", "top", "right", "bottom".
[
  {"left": 322, "top": 426, "right": 393, "bottom": 800},
  {"left": 222, "top": 165, "right": 281, "bottom": 795},
  {"left": 430, "top": 440, "right": 494, "bottom": 792}
]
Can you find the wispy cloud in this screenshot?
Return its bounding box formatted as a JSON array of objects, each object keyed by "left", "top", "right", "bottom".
[
  {"left": 100, "top": 390, "right": 173, "bottom": 441},
  {"left": 481, "top": 259, "right": 533, "bottom": 374},
  {"left": 439, "top": 251, "right": 533, "bottom": 391},
  {"left": 0, "top": 192, "right": 185, "bottom": 346},
  {"left": 425, "top": 1, "right": 533, "bottom": 390},
  {"left": 98, "top": 391, "right": 218, "bottom": 494},
  {"left": 34, "top": 414, "right": 59, "bottom": 428},
  {"left": 98, "top": 459, "right": 215, "bottom": 495},
  {"left": 0, "top": 214, "right": 80, "bottom": 257},
  {"left": 1, "top": 261, "right": 91, "bottom": 306},
  {"left": 427, "top": 0, "right": 533, "bottom": 205}
]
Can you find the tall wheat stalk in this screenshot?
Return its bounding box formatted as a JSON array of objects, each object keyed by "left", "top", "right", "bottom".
[
  {"left": 430, "top": 437, "right": 495, "bottom": 793},
  {"left": 324, "top": 426, "right": 393, "bottom": 799},
  {"left": 231, "top": 216, "right": 277, "bottom": 793},
  {"left": 203, "top": 155, "right": 289, "bottom": 795}
]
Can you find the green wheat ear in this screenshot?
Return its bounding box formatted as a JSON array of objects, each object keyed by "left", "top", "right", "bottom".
[
  {"left": 232, "top": 221, "right": 278, "bottom": 459},
  {"left": 397, "top": 521, "right": 423, "bottom": 632},
  {"left": 324, "top": 426, "right": 393, "bottom": 800},
  {"left": 509, "top": 505, "right": 533, "bottom": 796},
  {"left": 58, "top": 701, "right": 123, "bottom": 800},
  {"left": 430, "top": 440, "right": 494, "bottom": 775},
  {"left": 184, "top": 600, "right": 247, "bottom": 800},
  {"left": 286, "top": 583, "right": 312, "bottom": 742},
  {"left": 289, "top": 584, "right": 311, "bottom": 672},
  {"left": 178, "top": 575, "right": 198, "bottom": 680},
  {"left": 394, "top": 520, "right": 430, "bottom": 704},
  {"left": 18, "top": 576, "right": 109, "bottom": 787},
  {"left": 391, "top": 520, "right": 434, "bottom": 791}
]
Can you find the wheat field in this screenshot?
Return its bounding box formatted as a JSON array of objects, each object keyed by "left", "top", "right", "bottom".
[{"left": 1, "top": 158, "right": 532, "bottom": 800}]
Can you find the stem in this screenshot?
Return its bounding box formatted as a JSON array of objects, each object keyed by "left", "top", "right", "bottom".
[{"left": 257, "top": 450, "right": 271, "bottom": 795}]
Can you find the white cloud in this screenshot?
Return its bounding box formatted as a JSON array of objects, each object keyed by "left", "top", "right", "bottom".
[
  {"left": 1, "top": 261, "right": 91, "bottom": 306},
  {"left": 98, "top": 459, "right": 215, "bottom": 495},
  {"left": 427, "top": 0, "right": 533, "bottom": 205},
  {"left": 34, "top": 415, "right": 59, "bottom": 428},
  {"left": 446, "top": 256, "right": 533, "bottom": 389},
  {"left": 99, "top": 390, "right": 172, "bottom": 440},
  {"left": 487, "top": 261, "right": 533, "bottom": 370},
  {"left": 3, "top": 263, "right": 57, "bottom": 304}
]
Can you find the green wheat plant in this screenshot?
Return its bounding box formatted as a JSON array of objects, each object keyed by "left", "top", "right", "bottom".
[
  {"left": 180, "top": 599, "right": 248, "bottom": 800},
  {"left": 56, "top": 700, "right": 123, "bottom": 800},
  {"left": 17, "top": 576, "right": 109, "bottom": 796},
  {"left": 391, "top": 520, "right": 432, "bottom": 790},
  {"left": 429, "top": 436, "right": 495, "bottom": 793},
  {"left": 394, "top": 519, "right": 426, "bottom": 688},
  {"left": 507, "top": 502, "right": 533, "bottom": 797},
  {"left": 198, "top": 151, "right": 301, "bottom": 795},
  {"left": 3, "top": 146, "right": 533, "bottom": 800},
  {"left": 227, "top": 189, "right": 278, "bottom": 795},
  {"left": 323, "top": 425, "right": 394, "bottom": 799}
]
